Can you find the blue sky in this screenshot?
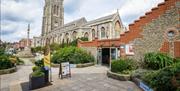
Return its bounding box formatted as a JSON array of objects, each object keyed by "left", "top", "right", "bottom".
[{"left": 1, "top": 0, "right": 164, "bottom": 42}]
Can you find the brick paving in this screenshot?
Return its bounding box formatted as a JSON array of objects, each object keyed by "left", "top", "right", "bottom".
[{"left": 0, "top": 58, "right": 141, "bottom": 91}]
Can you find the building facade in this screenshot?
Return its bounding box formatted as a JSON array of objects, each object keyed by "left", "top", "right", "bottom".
[
  {"left": 35, "top": 0, "right": 180, "bottom": 66},
  {"left": 36, "top": 0, "right": 125, "bottom": 48},
  {"left": 78, "top": 0, "right": 180, "bottom": 65}
]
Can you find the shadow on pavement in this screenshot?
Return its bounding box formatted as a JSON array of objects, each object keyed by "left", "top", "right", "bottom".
[{"left": 20, "top": 82, "right": 30, "bottom": 91}]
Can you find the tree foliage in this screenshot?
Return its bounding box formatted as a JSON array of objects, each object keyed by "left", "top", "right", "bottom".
[{"left": 52, "top": 46, "right": 94, "bottom": 64}]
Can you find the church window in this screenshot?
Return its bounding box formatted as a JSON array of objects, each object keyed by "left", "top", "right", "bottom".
[
  {"left": 54, "top": 5, "right": 56, "bottom": 14},
  {"left": 115, "top": 21, "right": 121, "bottom": 37},
  {"left": 92, "top": 29, "right": 95, "bottom": 39},
  {"left": 101, "top": 27, "right": 106, "bottom": 38},
  {"left": 72, "top": 31, "right": 77, "bottom": 40},
  {"left": 57, "top": 6, "right": 59, "bottom": 15},
  {"left": 84, "top": 32, "right": 89, "bottom": 38},
  {"left": 65, "top": 33, "right": 69, "bottom": 44}
]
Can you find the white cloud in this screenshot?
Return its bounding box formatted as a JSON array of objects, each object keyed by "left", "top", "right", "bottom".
[{"left": 1, "top": 0, "right": 164, "bottom": 42}]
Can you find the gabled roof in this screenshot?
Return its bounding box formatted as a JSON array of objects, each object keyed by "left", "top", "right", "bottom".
[
  {"left": 64, "top": 17, "right": 87, "bottom": 27},
  {"left": 85, "top": 12, "right": 119, "bottom": 26},
  {"left": 53, "top": 17, "right": 88, "bottom": 32}
]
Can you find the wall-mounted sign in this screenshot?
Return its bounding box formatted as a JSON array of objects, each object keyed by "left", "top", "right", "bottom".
[
  {"left": 59, "top": 62, "right": 71, "bottom": 79},
  {"left": 125, "top": 44, "right": 134, "bottom": 55}
]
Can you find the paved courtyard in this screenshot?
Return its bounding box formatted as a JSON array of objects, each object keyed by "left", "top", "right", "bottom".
[{"left": 0, "top": 58, "right": 141, "bottom": 91}]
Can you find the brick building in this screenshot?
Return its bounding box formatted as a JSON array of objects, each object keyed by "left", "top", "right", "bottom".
[
  {"left": 78, "top": 0, "right": 180, "bottom": 65},
  {"left": 19, "top": 38, "right": 32, "bottom": 50}
]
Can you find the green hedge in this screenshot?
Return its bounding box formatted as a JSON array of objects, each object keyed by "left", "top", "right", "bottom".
[
  {"left": 52, "top": 46, "right": 94, "bottom": 64},
  {"left": 111, "top": 59, "right": 138, "bottom": 74},
  {"left": 143, "top": 62, "right": 180, "bottom": 91},
  {"left": 144, "top": 52, "right": 173, "bottom": 70},
  {"left": 0, "top": 55, "right": 15, "bottom": 70}
]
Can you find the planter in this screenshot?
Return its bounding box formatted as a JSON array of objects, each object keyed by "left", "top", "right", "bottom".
[
  {"left": 29, "top": 74, "right": 45, "bottom": 90},
  {"left": 43, "top": 69, "right": 49, "bottom": 83},
  {"left": 107, "top": 71, "right": 130, "bottom": 81},
  {"left": 0, "top": 67, "right": 17, "bottom": 75}
]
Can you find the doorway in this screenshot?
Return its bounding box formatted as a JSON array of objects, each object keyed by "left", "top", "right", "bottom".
[{"left": 102, "top": 48, "right": 110, "bottom": 65}]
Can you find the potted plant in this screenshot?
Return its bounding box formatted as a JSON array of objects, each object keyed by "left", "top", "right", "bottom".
[
  {"left": 29, "top": 69, "right": 45, "bottom": 90},
  {"left": 34, "top": 59, "right": 49, "bottom": 83}
]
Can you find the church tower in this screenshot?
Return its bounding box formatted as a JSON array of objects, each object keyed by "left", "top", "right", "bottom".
[{"left": 42, "top": 0, "right": 64, "bottom": 36}]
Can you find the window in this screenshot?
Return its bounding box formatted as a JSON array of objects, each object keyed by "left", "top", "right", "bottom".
[
  {"left": 101, "top": 27, "right": 106, "bottom": 38},
  {"left": 72, "top": 31, "right": 77, "bottom": 40},
  {"left": 84, "top": 32, "right": 89, "bottom": 38},
  {"left": 57, "top": 6, "right": 59, "bottom": 15},
  {"left": 92, "top": 29, "right": 95, "bottom": 39},
  {"left": 65, "top": 33, "right": 69, "bottom": 44},
  {"left": 54, "top": 5, "right": 56, "bottom": 14},
  {"left": 115, "top": 21, "right": 121, "bottom": 37}
]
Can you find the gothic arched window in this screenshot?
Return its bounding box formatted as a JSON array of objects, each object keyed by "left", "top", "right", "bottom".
[
  {"left": 65, "top": 33, "right": 69, "bottom": 44},
  {"left": 54, "top": 5, "right": 56, "bottom": 14},
  {"left": 59, "top": 34, "right": 62, "bottom": 44},
  {"left": 84, "top": 32, "right": 89, "bottom": 38},
  {"left": 101, "top": 27, "right": 106, "bottom": 38},
  {"left": 57, "top": 6, "right": 59, "bottom": 15},
  {"left": 115, "top": 21, "right": 121, "bottom": 37},
  {"left": 72, "top": 31, "right": 77, "bottom": 40},
  {"left": 92, "top": 29, "right": 95, "bottom": 39}
]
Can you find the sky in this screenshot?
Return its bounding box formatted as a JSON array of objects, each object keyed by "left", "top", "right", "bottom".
[{"left": 1, "top": 0, "right": 164, "bottom": 43}]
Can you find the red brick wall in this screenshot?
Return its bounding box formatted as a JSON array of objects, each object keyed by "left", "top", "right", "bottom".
[
  {"left": 160, "top": 41, "right": 180, "bottom": 58},
  {"left": 160, "top": 41, "right": 169, "bottom": 53},
  {"left": 174, "top": 41, "right": 180, "bottom": 58}
]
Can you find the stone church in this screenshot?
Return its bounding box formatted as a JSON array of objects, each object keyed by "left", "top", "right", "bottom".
[{"left": 33, "top": 0, "right": 125, "bottom": 47}]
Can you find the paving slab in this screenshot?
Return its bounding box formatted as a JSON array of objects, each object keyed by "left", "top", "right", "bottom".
[{"left": 0, "top": 58, "right": 141, "bottom": 91}]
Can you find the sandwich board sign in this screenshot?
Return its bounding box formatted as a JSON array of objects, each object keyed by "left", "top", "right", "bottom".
[{"left": 59, "top": 62, "right": 71, "bottom": 79}]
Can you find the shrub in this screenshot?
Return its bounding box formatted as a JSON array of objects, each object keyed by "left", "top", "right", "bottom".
[
  {"left": 32, "top": 66, "right": 41, "bottom": 72},
  {"left": 143, "top": 62, "right": 180, "bottom": 91},
  {"left": 16, "top": 57, "right": 24, "bottom": 65},
  {"left": 174, "top": 58, "right": 180, "bottom": 63},
  {"left": 131, "top": 69, "right": 154, "bottom": 79},
  {"left": 50, "top": 43, "right": 61, "bottom": 51},
  {"left": 31, "top": 46, "right": 45, "bottom": 53},
  {"left": 31, "top": 70, "right": 45, "bottom": 77},
  {"left": 9, "top": 56, "right": 24, "bottom": 65},
  {"left": 34, "top": 59, "right": 44, "bottom": 67},
  {"left": 0, "top": 55, "right": 15, "bottom": 70},
  {"left": 144, "top": 52, "right": 173, "bottom": 70},
  {"left": 111, "top": 59, "right": 137, "bottom": 73},
  {"left": 0, "top": 48, "right": 5, "bottom": 55},
  {"left": 52, "top": 46, "right": 94, "bottom": 64}
]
